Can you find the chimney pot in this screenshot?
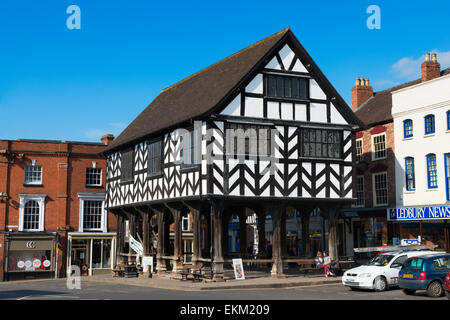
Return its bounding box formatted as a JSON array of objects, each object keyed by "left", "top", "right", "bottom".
[
  {"left": 431, "top": 53, "right": 437, "bottom": 62},
  {"left": 352, "top": 76, "right": 373, "bottom": 110},
  {"left": 101, "top": 134, "right": 115, "bottom": 146},
  {"left": 364, "top": 78, "right": 369, "bottom": 86},
  {"left": 355, "top": 78, "right": 361, "bottom": 86},
  {"left": 425, "top": 53, "right": 431, "bottom": 62}
]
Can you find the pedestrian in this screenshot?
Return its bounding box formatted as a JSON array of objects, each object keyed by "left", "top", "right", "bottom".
[
  {"left": 323, "top": 251, "right": 336, "bottom": 276},
  {"left": 315, "top": 251, "right": 332, "bottom": 277}
]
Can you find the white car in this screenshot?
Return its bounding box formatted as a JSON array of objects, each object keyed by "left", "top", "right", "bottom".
[{"left": 342, "top": 250, "right": 441, "bottom": 291}]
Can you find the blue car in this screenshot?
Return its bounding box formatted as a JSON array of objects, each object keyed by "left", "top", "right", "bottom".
[{"left": 399, "top": 253, "right": 450, "bottom": 298}]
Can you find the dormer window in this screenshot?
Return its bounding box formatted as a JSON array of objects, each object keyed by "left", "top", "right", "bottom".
[{"left": 267, "top": 75, "right": 307, "bottom": 100}]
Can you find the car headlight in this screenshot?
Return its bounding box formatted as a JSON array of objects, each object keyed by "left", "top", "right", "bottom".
[{"left": 359, "top": 273, "right": 372, "bottom": 278}]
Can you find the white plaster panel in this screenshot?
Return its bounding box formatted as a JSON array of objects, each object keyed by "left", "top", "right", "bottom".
[
  {"left": 310, "top": 79, "right": 327, "bottom": 100},
  {"left": 244, "top": 97, "right": 264, "bottom": 118},
  {"left": 292, "top": 59, "right": 308, "bottom": 73},
  {"left": 278, "top": 44, "right": 296, "bottom": 70},
  {"left": 266, "top": 56, "right": 281, "bottom": 70},
  {"left": 245, "top": 74, "right": 263, "bottom": 94},
  {"left": 310, "top": 103, "right": 327, "bottom": 123},
  {"left": 267, "top": 101, "right": 280, "bottom": 119},
  {"left": 330, "top": 103, "right": 348, "bottom": 125},
  {"left": 281, "top": 103, "right": 293, "bottom": 120},
  {"left": 221, "top": 94, "right": 241, "bottom": 116},
  {"left": 295, "top": 103, "right": 307, "bottom": 121}
]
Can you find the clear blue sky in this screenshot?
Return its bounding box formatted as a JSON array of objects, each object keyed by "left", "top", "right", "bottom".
[{"left": 1, "top": 0, "right": 449, "bottom": 142}]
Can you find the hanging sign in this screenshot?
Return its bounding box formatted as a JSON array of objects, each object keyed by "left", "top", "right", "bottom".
[
  {"left": 232, "top": 258, "right": 245, "bottom": 280},
  {"left": 129, "top": 234, "right": 143, "bottom": 255}
]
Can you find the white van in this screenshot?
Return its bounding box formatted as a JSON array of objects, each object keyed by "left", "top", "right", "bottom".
[{"left": 342, "top": 250, "right": 441, "bottom": 291}]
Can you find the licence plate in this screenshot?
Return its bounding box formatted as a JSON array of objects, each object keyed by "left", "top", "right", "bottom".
[{"left": 403, "top": 274, "right": 413, "bottom": 279}]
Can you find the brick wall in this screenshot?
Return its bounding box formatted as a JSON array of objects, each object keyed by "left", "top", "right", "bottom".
[{"left": 356, "top": 121, "right": 396, "bottom": 208}]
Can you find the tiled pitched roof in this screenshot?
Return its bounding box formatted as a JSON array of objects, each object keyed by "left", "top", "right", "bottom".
[{"left": 355, "top": 68, "right": 450, "bottom": 126}]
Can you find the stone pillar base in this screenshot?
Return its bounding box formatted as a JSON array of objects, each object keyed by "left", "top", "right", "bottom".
[
  {"left": 171, "top": 259, "right": 184, "bottom": 274},
  {"left": 156, "top": 259, "right": 167, "bottom": 273}
]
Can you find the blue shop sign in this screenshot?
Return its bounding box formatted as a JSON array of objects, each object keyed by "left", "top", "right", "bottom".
[{"left": 388, "top": 205, "right": 450, "bottom": 221}]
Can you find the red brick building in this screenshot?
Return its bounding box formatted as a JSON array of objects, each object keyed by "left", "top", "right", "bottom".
[{"left": 0, "top": 135, "right": 116, "bottom": 281}]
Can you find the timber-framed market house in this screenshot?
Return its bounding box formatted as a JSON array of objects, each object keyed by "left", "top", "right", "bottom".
[{"left": 102, "top": 28, "right": 364, "bottom": 279}]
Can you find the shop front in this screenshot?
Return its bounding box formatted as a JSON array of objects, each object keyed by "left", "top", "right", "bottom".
[
  {"left": 388, "top": 205, "right": 450, "bottom": 252},
  {"left": 4, "top": 232, "right": 57, "bottom": 281},
  {"left": 67, "top": 232, "right": 116, "bottom": 276}
]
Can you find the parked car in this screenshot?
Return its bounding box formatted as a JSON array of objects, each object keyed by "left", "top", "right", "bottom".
[
  {"left": 444, "top": 271, "right": 450, "bottom": 300},
  {"left": 399, "top": 253, "right": 450, "bottom": 298},
  {"left": 342, "top": 250, "right": 440, "bottom": 292}
]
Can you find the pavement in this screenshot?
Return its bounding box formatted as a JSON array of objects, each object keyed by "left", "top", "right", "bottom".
[{"left": 80, "top": 270, "right": 342, "bottom": 291}]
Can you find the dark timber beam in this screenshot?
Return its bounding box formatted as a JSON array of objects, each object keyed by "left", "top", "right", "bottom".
[
  {"left": 238, "top": 207, "right": 247, "bottom": 258},
  {"left": 256, "top": 210, "right": 266, "bottom": 258},
  {"left": 267, "top": 202, "right": 286, "bottom": 278},
  {"left": 164, "top": 203, "right": 184, "bottom": 274},
  {"left": 151, "top": 206, "right": 168, "bottom": 273},
  {"left": 210, "top": 200, "right": 226, "bottom": 281},
  {"left": 182, "top": 201, "right": 205, "bottom": 267}
]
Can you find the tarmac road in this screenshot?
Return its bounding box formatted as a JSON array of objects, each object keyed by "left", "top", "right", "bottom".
[{"left": 0, "top": 278, "right": 447, "bottom": 300}]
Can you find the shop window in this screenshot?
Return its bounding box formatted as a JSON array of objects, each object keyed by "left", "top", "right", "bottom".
[
  {"left": 403, "top": 119, "right": 413, "bottom": 138},
  {"left": 372, "top": 133, "right": 386, "bottom": 160},
  {"left": 426, "top": 153, "right": 438, "bottom": 189},
  {"left": 86, "top": 168, "right": 102, "bottom": 186},
  {"left": 8, "top": 250, "right": 52, "bottom": 272},
  {"left": 373, "top": 172, "right": 388, "bottom": 206},
  {"left": 24, "top": 165, "right": 42, "bottom": 185},
  {"left": 405, "top": 157, "right": 415, "bottom": 191},
  {"left": 302, "top": 128, "right": 341, "bottom": 159},
  {"left": 424, "top": 114, "right": 435, "bottom": 135}
]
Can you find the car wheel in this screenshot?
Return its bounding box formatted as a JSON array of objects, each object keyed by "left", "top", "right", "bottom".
[
  {"left": 427, "top": 281, "right": 443, "bottom": 298},
  {"left": 402, "top": 289, "right": 416, "bottom": 295},
  {"left": 374, "top": 276, "right": 387, "bottom": 292}
]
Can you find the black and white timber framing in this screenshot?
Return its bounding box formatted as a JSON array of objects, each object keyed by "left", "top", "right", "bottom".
[{"left": 103, "top": 28, "right": 364, "bottom": 279}]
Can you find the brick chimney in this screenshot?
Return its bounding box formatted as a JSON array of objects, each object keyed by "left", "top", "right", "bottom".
[
  {"left": 101, "top": 134, "right": 114, "bottom": 146},
  {"left": 352, "top": 77, "right": 373, "bottom": 110},
  {"left": 421, "top": 53, "right": 441, "bottom": 82}
]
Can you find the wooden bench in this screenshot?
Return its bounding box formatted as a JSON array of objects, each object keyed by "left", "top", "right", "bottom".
[
  {"left": 181, "top": 265, "right": 205, "bottom": 282},
  {"left": 112, "top": 265, "right": 124, "bottom": 277},
  {"left": 297, "top": 259, "right": 322, "bottom": 277}
]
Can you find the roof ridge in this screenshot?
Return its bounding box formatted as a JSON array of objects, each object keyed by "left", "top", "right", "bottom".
[{"left": 160, "top": 27, "right": 290, "bottom": 94}]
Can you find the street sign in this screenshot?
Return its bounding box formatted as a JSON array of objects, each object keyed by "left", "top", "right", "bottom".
[{"left": 129, "top": 235, "right": 143, "bottom": 255}]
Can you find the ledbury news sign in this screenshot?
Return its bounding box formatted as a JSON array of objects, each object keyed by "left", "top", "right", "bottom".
[{"left": 388, "top": 205, "right": 450, "bottom": 221}]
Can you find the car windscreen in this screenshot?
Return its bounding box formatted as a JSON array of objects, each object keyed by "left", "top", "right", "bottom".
[
  {"left": 365, "top": 254, "right": 395, "bottom": 266},
  {"left": 403, "top": 258, "right": 424, "bottom": 270}
]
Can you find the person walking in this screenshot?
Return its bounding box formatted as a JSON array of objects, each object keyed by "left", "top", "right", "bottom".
[{"left": 315, "top": 251, "right": 332, "bottom": 277}]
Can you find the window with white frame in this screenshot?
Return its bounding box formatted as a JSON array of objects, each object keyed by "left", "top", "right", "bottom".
[
  {"left": 373, "top": 172, "right": 388, "bottom": 206},
  {"left": 86, "top": 168, "right": 102, "bottom": 186},
  {"left": 354, "top": 176, "right": 364, "bottom": 207},
  {"left": 24, "top": 165, "right": 42, "bottom": 185},
  {"left": 78, "top": 194, "right": 106, "bottom": 232},
  {"left": 182, "top": 214, "right": 190, "bottom": 232},
  {"left": 372, "top": 133, "right": 386, "bottom": 160},
  {"left": 19, "top": 195, "right": 46, "bottom": 231},
  {"left": 356, "top": 139, "right": 363, "bottom": 162}
]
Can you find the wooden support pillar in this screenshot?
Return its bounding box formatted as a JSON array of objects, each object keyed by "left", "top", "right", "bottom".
[
  {"left": 142, "top": 210, "right": 150, "bottom": 256},
  {"left": 268, "top": 204, "right": 285, "bottom": 277},
  {"left": 239, "top": 208, "right": 247, "bottom": 258},
  {"left": 115, "top": 213, "right": 125, "bottom": 266},
  {"left": 257, "top": 212, "right": 266, "bottom": 257},
  {"left": 222, "top": 209, "right": 230, "bottom": 258},
  {"left": 166, "top": 205, "right": 184, "bottom": 274},
  {"left": 325, "top": 206, "right": 340, "bottom": 261},
  {"left": 155, "top": 209, "right": 167, "bottom": 273},
  {"left": 211, "top": 201, "right": 225, "bottom": 281},
  {"left": 281, "top": 208, "right": 287, "bottom": 258},
  {"left": 191, "top": 208, "right": 202, "bottom": 266}
]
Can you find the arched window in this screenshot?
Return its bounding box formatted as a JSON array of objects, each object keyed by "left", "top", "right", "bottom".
[
  {"left": 403, "top": 119, "right": 413, "bottom": 138},
  {"left": 405, "top": 157, "right": 415, "bottom": 191},
  {"left": 23, "top": 200, "right": 40, "bottom": 230},
  {"left": 426, "top": 153, "right": 438, "bottom": 189},
  {"left": 424, "top": 114, "right": 435, "bottom": 134}
]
